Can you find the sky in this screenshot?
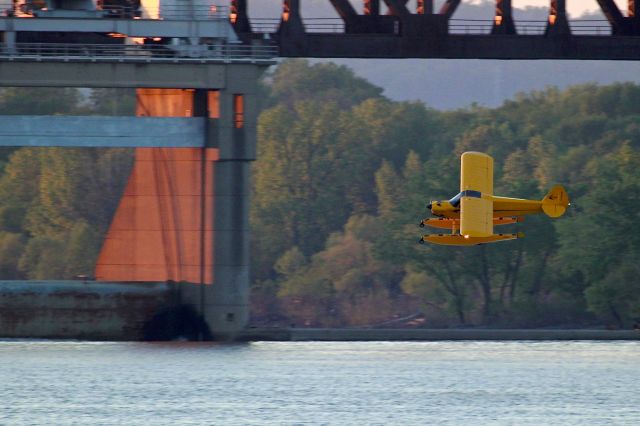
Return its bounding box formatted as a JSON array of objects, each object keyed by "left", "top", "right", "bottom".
[
  {"left": 510, "top": 0, "right": 624, "bottom": 18},
  {"left": 255, "top": 1, "right": 630, "bottom": 20},
  {"left": 255, "top": 1, "right": 640, "bottom": 109}
]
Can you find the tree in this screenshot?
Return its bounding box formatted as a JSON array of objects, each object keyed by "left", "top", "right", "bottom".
[
  {"left": 18, "top": 236, "right": 66, "bottom": 280},
  {"left": 275, "top": 215, "right": 404, "bottom": 326},
  {"left": 89, "top": 89, "right": 136, "bottom": 116},
  {"left": 557, "top": 144, "right": 640, "bottom": 326},
  {"left": 584, "top": 257, "right": 640, "bottom": 328},
  {"left": 253, "top": 100, "right": 354, "bottom": 278},
  {"left": 0, "top": 87, "right": 83, "bottom": 115},
  {"left": 268, "top": 59, "right": 384, "bottom": 109},
  {"left": 0, "top": 147, "right": 131, "bottom": 279},
  {"left": 0, "top": 232, "right": 26, "bottom": 279},
  {"left": 373, "top": 154, "right": 474, "bottom": 325}
]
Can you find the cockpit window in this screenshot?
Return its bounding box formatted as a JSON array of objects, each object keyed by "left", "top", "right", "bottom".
[{"left": 449, "top": 190, "right": 482, "bottom": 207}]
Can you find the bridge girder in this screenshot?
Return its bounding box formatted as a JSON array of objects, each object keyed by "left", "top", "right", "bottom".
[
  {"left": 224, "top": 0, "right": 640, "bottom": 59},
  {"left": 2, "top": 1, "right": 640, "bottom": 61},
  {"left": 491, "top": 0, "right": 516, "bottom": 35}
]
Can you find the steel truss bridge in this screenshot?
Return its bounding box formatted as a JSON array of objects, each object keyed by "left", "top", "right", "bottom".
[
  {"left": 0, "top": 1, "right": 640, "bottom": 61},
  {"left": 235, "top": 0, "right": 640, "bottom": 60}
]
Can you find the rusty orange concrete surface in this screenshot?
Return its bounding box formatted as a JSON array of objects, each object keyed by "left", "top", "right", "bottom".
[{"left": 95, "top": 89, "right": 217, "bottom": 284}]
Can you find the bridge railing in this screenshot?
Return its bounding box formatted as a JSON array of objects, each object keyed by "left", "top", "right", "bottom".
[
  {"left": 0, "top": 42, "right": 278, "bottom": 63},
  {"left": 441, "top": 19, "right": 612, "bottom": 35},
  {"left": 0, "top": 2, "right": 229, "bottom": 20},
  {"left": 247, "top": 17, "right": 612, "bottom": 36},
  {"left": 249, "top": 18, "right": 345, "bottom": 33}
]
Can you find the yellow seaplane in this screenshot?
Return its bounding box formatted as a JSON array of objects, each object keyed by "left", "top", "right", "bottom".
[{"left": 419, "top": 151, "right": 569, "bottom": 246}]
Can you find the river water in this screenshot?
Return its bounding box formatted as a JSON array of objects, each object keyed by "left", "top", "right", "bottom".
[{"left": 1, "top": 340, "right": 638, "bottom": 425}]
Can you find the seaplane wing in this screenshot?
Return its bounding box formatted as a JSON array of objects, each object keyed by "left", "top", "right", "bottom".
[
  {"left": 419, "top": 151, "right": 569, "bottom": 246},
  {"left": 460, "top": 151, "right": 493, "bottom": 238}
]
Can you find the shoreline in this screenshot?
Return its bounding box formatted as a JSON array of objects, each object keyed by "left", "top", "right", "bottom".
[{"left": 238, "top": 328, "right": 640, "bottom": 342}]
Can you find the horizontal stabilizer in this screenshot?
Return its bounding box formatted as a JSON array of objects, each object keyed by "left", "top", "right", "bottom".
[{"left": 420, "top": 233, "right": 523, "bottom": 246}]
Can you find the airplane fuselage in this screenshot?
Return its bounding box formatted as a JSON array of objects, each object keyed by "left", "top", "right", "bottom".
[{"left": 429, "top": 196, "right": 543, "bottom": 219}]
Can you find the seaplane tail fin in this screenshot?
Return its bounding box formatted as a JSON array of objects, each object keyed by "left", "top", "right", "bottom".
[{"left": 541, "top": 185, "right": 569, "bottom": 218}]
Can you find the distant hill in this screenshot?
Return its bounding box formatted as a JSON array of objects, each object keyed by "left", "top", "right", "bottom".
[{"left": 252, "top": 1, "right": 640, "bottom": 109}]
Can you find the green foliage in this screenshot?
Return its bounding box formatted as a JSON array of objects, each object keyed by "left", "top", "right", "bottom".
[
  {"left": 252, "top": 64, "right": 640, "bottom": 328},
  {"left": 88, "top": 89, "right": 136, "bottom": 116},
  {"left": 18, "top": 236, "right": 66, "bottom": 279},
  {"left": 273, "top": 214, "right": 405, "bottom": 326},
  {"left": 268, "top": 59, "right": 384, "bottom": 109},
  {"left": 0, "top": 232, "right": 26, "bottom": 279},
  {"left": 0, "top": 148, "right": 130, "bottom": 279},
  {"left": 252, "top": 100, "right": 351, "bottom": 276},
  {"left": 0, "top": 87, "right": 84, "bottom": 115},
  {"left": 584, "top": 258, "right": 640, "bottom": 328},
  {"left": 0, "top": 88, "right": 133, "bottom": 280},
  {"left": 274, "top": 247, "right": 307, "bottom": 279},
  {"left": 556, "top": 144, "right": 640, "bottom": 326},
  {"left": 252, "top": 62, "right": 436, "bottom": 279},
  {"left": 63, "top": 221, "right": 102, "bottom": 278}
]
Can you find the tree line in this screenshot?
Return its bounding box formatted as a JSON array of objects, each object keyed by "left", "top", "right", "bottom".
[
  {"left": 251, "top": 60, "right": 640, "bottom": 329},
  {"left": 0, "top": 61, "right": 638, "bottom": 329},
  {"left": 0, "top": 88, "right": 134, "bottom": 280}
]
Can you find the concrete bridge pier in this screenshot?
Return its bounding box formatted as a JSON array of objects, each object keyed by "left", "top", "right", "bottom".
[
  {"left": 185, "top": 70, "right": 263, "bottom": 340},
  {"left": 95, "top": 65, "right": 266, "bottom": 340},
  {"left": 195, "top": 82, "right": 258, "bottom": 340}
]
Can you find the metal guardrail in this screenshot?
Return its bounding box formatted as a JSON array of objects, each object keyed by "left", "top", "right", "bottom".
[
  {"left": 0, "top": 6, "right": 614, "bottom": 36},
  {"left": 0, "top": 2, "right": 229, "bottom": 21},
  {"left": 249, "top": 19, "right": 280, "bottom": 33},
  {"left": 250, "top": 18, "right": 345, "bottom": 34},
  {"left": 450, "top": 19, "right": 612, "bottom": 35},
  {"left": 0, "top": 42, "right": 278, "bottom": 63},
  {"left": 126, "top": 4, "right": 229, "bottom": 20},
  {"left": 249, "top": 17, "right": 612, "bottom": 36}
]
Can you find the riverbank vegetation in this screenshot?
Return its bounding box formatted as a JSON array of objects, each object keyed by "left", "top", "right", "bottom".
[{"left": 0, "top": 61, "right": 638, "bottom": 329}]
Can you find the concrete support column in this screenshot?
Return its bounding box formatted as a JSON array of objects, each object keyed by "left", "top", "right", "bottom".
[
  {"left": 4, "top": 31, "right": 16, "bottom": 54},
  {"left": 2, "top": 16, "right": 16, "bottom": 54},
  {"left": 199, "top": 65, "right": 262, "bottom": 339},
  {"left": 492, "top": 0, "right": 516, "bottom": 34},
  {"left": 546, "top": 0, "right": 571, "bottom": 37}
]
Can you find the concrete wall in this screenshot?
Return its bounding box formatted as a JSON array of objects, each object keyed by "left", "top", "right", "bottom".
[{"left": 0, "top": 281, "right": 177, "bottom": 340}]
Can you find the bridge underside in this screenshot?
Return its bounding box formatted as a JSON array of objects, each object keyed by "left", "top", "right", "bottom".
[{"left": 279, "top": 34, "right": 640, "bottom": 60}]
